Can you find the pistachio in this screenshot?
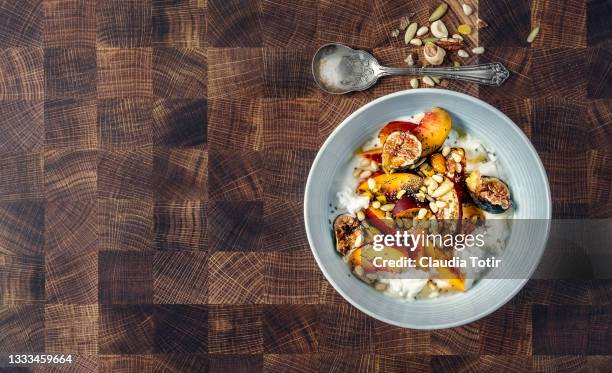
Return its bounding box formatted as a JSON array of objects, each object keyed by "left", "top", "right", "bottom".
[
  {"left": 423, "top": 41, "right": 446, "bottom": 65},
  {"left": 422, "top": 76, "right": 435, "bottom": 87},
  {"left": 409, "top": 38, "right": 423, "bottom": 46},
  {"left": 417, "top": 26, "right": 429, "bottom": 37},
  {"left": 404, "top": 22, "right": 418, "bottom": 44},
  {"left": 462, "top": 4, "right": 473, "bottom": 16},
  {"left": 410, "top": 78, "right": 419, "bottom": 89},
  {"left": 527, "top": 26, "right": 540, "bottom": 43},
  {"left": 471, "top": 46, "right": 485, "bottom": 54},
  {"left": 430, "top": 20, "right": 448, "bottom": 38},
  {"left": 429, "top": 3, "right": 448, "bottom": 22},
  {"left": 404, "top": 53, "right": 414, "bottom": 66},
  {"left": 457, "top": 49, "right": 469, "bottom": 58}
]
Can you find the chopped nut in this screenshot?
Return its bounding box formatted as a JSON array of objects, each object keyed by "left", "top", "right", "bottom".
[
  {"left": 354, "top": 265, "right": 364, "bottom": 276},
  {"left": 409, "top": 38, "right": 423, "bottom": 46},
  {"left": 527, "top": 26, "right": 540, "bottom": 43},
  {"left": 430, "top": 20, "right": 449, "bottom": 38},
  {"left": 429, "top": 3, "right": 448, "bottom": 22},
  {"left": 457, "top": 49, "right": 469, "bottom": 58},
  {"left": 471, "top": 46, "right": 485, "bottom": 54},
  {"left": 462, "top": 4, "right": 473, "bottom": 16},
  {"left": 370, "top": 160, "right": 379, "bottom": 172},
  {"left": 404, "top": 54, "right": 414, "bottom": 66},
  {"left": 422, "top": 76, "right": 435, "bottom": 86},
  {"left": 417, "top": 26, "right": 429, "bottom": 37},
  {"left": 404, "top": 22, "right": 418, "bottom": 44},
  {"left": 456, "top": 163, "right": 462, "bottom": 173},
  {"left": 354, "top": 234, "right": 363, "bottom": 248},
  {"left": 410, "top": 78, "right": 419, "bottom": 89}
]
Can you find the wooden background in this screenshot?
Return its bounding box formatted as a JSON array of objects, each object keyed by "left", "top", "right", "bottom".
[{"left": 0, "top": 0, "right": 610, "bottom": 372}]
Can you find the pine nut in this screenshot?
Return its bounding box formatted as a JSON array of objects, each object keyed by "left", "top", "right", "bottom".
[
  {"left": 436, "top": 200, "right": 447, "bottom": 208},
  {"left": 360, "top": 158, "right": 370, "bottom": 167},
  {"left": 451, "top": 153, "right": 462, "bottom": 163},
  {"left": 354, "top": 234, "right": 363, "bottom": 248},
  {"left": 367, "top": 178, "right": 376, "bottom": 191},
  {"left": 429, "top": 201, "right": 439, "bottom": 213},
  {"left": 472, "top": 46, "right": 485, "bottom": 54},
  {"left": 432, "top": 174, "right": 444, "bottom": 183},
  {"left": 442, "top": 146, "right": 451, "bottom": 156},
  {"left": 357, "top": 210, "right": 366, "bottom": 221},
  {"left": 370, "top": 160, "right": 379, "bottom": 171},
  {"left": 372, "top": 201, "right": 381, "bottom": 209},
  {"left": 380, "top": 203, "right": 395, "bottom": 212},
  {"left": 417, "top": 208, "right": 428, "bottom": 219},
  {"left": 353, "top": 169, "right": 361, "bottom": 177},
  {"left": 431, "top": 180, "right": 454, "bottom": 198},
  {"left": 360, "top": 170, "right": 372, "bottom": 178},
  {"left": 396, "top": 189, "right": 406, "bottom": 199}
]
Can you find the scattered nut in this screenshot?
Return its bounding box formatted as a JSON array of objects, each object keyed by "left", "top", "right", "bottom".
[
  {"left": 423, "top": 41, "right": 446, "bottom": 65},
  {"left": 405, "top": 22, "right": 418, "bottom": 44},
  {"left": 452, "top": 34, "right": 464, "bottom": 41},
  {"left": 404, "top": 54, "right": 414, "bottom": 66},
  {"left": 436, "top": 37, "right": 463, "bottom": 51},
  {"left": 370, "top": 160, "right": 379, "bottom": 171},
  {"left": 475, "top": 18, "right": 488, "bottom": 29},
  {"left": 430, "top": 20, "right": 449, "bottom": 38},
  {"left": 410, "top": 78, "right": 419, "bottom": 89},
  {"left": 429, "top": 3, "right": 448, "bottom": 22},
  {"left": 457, "top": 49, "right": 469, "bottom": 58},
  {"left": 422, "top": 76, "right": 435, "bottom": 86},
  {"left": 431, "top": 76, "right": 441, "bottom": 84},
  {"left": 417, "top": 26, "right": 429, "bottom": 36},
  {"left": 471, "top": 46, "right": 485, "bottom": 54},
  {"left": 423, "top": 37, "right": 440, "bottom": 43},
  {"left": 409, "top": 38, "right": 423, "bottom": 46},
  {"left": 462, "top": 4, "right": 473, "bottom": 16},
  {"left": 391, "top": 29, "right": 400, "bottom": 38},
  {"left": 527, "top": 26, "right": 540, "bottom": 43},
  {"left": 395, "top": 218, "right": 404, "bottom": 228}
]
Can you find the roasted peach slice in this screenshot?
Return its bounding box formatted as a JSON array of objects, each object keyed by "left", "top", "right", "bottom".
[
  {"left": 412, "top": 107, "right": 452, "bottom": 156},
  {"left": 357, "top": 173, "right": 423, "bottom": 198}
]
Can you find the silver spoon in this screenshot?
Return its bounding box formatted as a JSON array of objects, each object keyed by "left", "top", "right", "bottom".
[{"left": 312, "top": 43, "right": 510, "bottom": 94}]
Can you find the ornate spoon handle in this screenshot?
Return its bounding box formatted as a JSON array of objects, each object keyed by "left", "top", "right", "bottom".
[{"left": 378, "top": 63, "right": 510, "bottom": 86}]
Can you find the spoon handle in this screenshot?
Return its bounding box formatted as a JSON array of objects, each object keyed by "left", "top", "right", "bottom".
[{"left": 378, "top": 63, "right": 510, "bottom": 86}]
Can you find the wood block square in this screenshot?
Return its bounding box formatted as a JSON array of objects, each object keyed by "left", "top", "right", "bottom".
[
  {"left": 320, "top": 354, "right": 429, "bottom": 372},
  {"left": 261, "top": 150, "right": 315, "bottom": 200},
  {"left": 207, "top": 0, "right": 262, "bottom": 47},
  {"left": 208, "top": 98, "right": 262, "bottom": 151},
  {"left": 586, "top": 100, "right": 612, "bottom": 152},
  {"left": 208, "top": 252, "right": 263, "bottom": 304},
  {"left": 533, "top": 305, "right": 590, "bottom": 354},
  {"left": 0, "top": 201, "right": 44, "bottom": 256},
  {"left": 99, "top": 304, "right": 154, "bottom": 354},
  {"left": 45, "top": 304, "right": 98, "bottom": 354},
  {"left": 153, "top": 305, "right": 208, "bottom": 353},
  {"left": 44, "top": 47, "right": 96, "bottom": 99},
  {"left": 318, "top": 304, "right": 374, "bottom": 352},
  {"left": 96, "top": 0, "right": 151, "bottom": 47},
  {"left": 44, "top": 149, "right": 97, "bottom": 203},
  {"left": 210, "top": 355, "right": 263, "bottom": 372},
  {"left": 0, "top": 100, "right": 43, "bottom": 152},
  {"left": 318, "top": 95, "right": 371, "bottom": 141},
  {"left": 153, "top": 1, "right": 206, "bottom": 47},
  {"left": 154, "top": 201, "right": 206, "bottom": 251},
  {"left": 432, "top": 305, "right": 532, "bottom": 355},
  {"left": 587, "top": 0, "right": 612, "bottom": 47},
  {"left": 98, "top": 148, "right": 152, "bottom": 199},
  {"left": 46, "top": 200, "right": 97, "bottom": 256},
  {"left": 96, "top": 48, "right": 153, "bottom": 99},
  {"left": 262, "top": 48, "right": 316, "bottom": 98},
  {"left": 531, "top": 48, "right": 586, "bottom": 101},
  {"left": 432, "top": 356, "right": 532, "bottom": 372},
  {"left": 478, "top": 48, "right": 532, "bottom": 100},
  {"left": 0, "top": 48, "right": 44, "bottom": 100},
  {"left": 153, "top": 99, "right": 207, "bottom": 146},
  {"left": 539, "top": 150, "right": 589, "bottom": 218},
  {"left": 99, "top": 355, "right": 154, "bottom": 371},
  {"left": 263, "top": 305, "right": 318, "bottom": 353},
  {"left": 0, "top": 152, "right": 43, "bottom": 201},
  {"left": 153, "top": 251, "right": 208, "bottom": 304},
  {"left": 0, "top": 254, "right": 44, "bottom": 304},
  {"left": 259, "top": 198, "right": 308, "bottom": 251},
  {"left": 207, "top": 201, "right": 263, "bottom": 251},
  {"left": 534, "top": 356, "right": 586, "bottom": 372},
  {"left": 480, "top": 98, "right": 532, "bottom": 138},
  {"left": 45, "top": 250, "right": 97, "bottom": 304},
  {"left": 208, "top": 305, "right": 263, "bottom": 353},
  {"left": 149, "top": 354, "right": 209, "bottom": 373},
  {"left": 372, "top": 320, "right": 430, "bottom": 354},
  {"left": 45, "top": 98, "right": 96, "bottom": 148},
  {"left": 532, "top": 0, "right": 586, "bottom": 48},
  {"left": 208, "top": 149, "right": 262, "bottom": 200},
  {"left": 153, "top": 47, "right": 206, "bottom": 98},
  {"left": 317, "top": 0, "right": 377, "bottom": 49},
  {"left": 99, "top": 199, "right": 153, "bottom": 251},
  {"left": 153, "top": 147, "right": 207, "bottom": 200},
  {"left": 531, "top": 97, "right": 588, "bottom": 152},
  {"left": 0, "top": 1, "right": 42, "bottom": 47},
  {"left": 0, "top": 305, "right": 44, "bottom": 352},
  {"left": 263, "top": 250, "right": 320, "bottom": 304},
  {"left": 97, "top": 98, "right": 153, "bottom": 149},
  {"left": 263, "top": 354, "right": 319, "bottom": 372},
  {"left": 587, "top": 48, "right": 611, "bottom": 99},
  {"left": 513, "top": 280, "right": 592, "bottom": 305},
  {"left": 99, "top": 251, "right": 154, "bottom": 304},
  {"left": 262, "top": 98, "right": 319, "bottom": 151},
  {"left": 587, "top": 306, "right": 612, "bottom": 354},
  {"left": 588, "top": 149, "right": 612, "bottom": 218},
  {"left": 43, "top": 0, "right": 95, "bottom": 47},
  {"left": 261, "top": 0, "right": 317, "bottom": 48},
  {"left": 479, "top": 0, "right": 531, "bottom": 47},
  {"left": 207, "top": 48, "right": 263, "bottom": 99}
]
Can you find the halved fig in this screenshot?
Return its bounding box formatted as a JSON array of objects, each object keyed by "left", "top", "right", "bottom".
[
  {"left": 333, "top": 214, "right": 365, "bottom": 256},
  {"left": 378, "top": 121, "right": 418, "bottom": 144},
  {"left": 357, "top": 173, "right": 423, "bottom": 198},
  {"left": 465, "top": 171, "right": 512, "bottom": 213},
  {"left": 381, "top": 131, "right": 423, "bottom": 173}
]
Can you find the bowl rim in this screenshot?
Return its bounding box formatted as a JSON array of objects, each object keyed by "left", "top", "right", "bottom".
[{"left": 304, "top": 88, "right": 552, "bottom": 329}]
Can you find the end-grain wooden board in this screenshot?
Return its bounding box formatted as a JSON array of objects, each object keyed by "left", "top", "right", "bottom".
[{"left": 0, "top": 0, "right": 610, "bottom": 371}]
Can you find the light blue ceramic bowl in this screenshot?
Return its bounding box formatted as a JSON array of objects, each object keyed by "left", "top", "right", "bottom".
[{"left": 304, "top": 89, "right": 551, "bottom": 329}]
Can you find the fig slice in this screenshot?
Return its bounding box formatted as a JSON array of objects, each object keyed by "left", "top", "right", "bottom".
[
  {"left": 466, "top": 171, "right": 512, "bottom": 213},
  {"left": 333, "top": 214, "right": 365, "bottom": 255},
  {"left": 381, "top": 131, "right": 423, "bottom": 173}
]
